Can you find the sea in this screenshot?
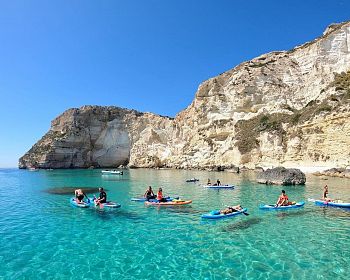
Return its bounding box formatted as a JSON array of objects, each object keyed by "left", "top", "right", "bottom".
[{"left": 0, "top": 168, "right": 349, "bottom": 280}]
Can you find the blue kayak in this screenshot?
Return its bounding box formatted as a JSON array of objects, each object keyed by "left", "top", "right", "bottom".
[
  {"left": 310, "top": 199, "right": 350, "bottom": 208},
  {"left": 202, "top": 185, "right": 234, "bottom": 189},
  {"left": 70, "top": 198, "right": 90, "bottom": 208},
  {"left": 259, "top": 201, "right": 305, "bottom": 210},
  {"left": 88, "top": 197, "right": 121, "bottom": 208},
  {"left": 202, "top": 208, "right": 248, "bottom": 219},
  {"left": 131, "top": 196, "right": 179, "bottom": 202},
  {"left": 186, "top": 178, "right": 199, "bottom": 182}
]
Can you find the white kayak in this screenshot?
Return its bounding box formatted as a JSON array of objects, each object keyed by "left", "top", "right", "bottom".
[
  {"left": 202, "top": 185, "right": 234, "bottom": 189},
  {"left": 101, "top": 170, "right": 123, "bottom": 175}
]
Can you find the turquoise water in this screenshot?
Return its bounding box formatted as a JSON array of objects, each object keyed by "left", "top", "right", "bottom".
[{"left": 0, "top": 168, "right": 349, "bottom": 280}]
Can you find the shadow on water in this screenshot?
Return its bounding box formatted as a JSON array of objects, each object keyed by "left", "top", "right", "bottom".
[
  {"left": 91, "top": 208, "right": 142, "bottom": 221},
  {"left": 43, "top": 187, "right": 105, "bottom": 195},
  {"left": 315, "top": 206, "right": 350, "bottom": 218},
  {"left": 275, "top": 209, "right": 314, "bottom": 219},
  {"left": 221, "top": 217, "right": 263, "bottom": 231}
]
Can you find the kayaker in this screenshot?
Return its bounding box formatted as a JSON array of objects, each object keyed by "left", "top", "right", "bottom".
[
  {"left": 323, "top": 185, "right": 333, "bottom": 201},
  {"left": 207, "top": 179, "right": 211, "bottom": 185},
  {"left": 74, "top": 189, "right": 88, "bottom": 203},
  {"left": 216, "top": 179, "right": 221, "bottom": 186},
  {"left": 144, "top": 186, "right": 156, "bottom": 201},
  {"left": 94, "top": 187, "right": 107, "bottom": 206},
  {"left": 220, "top": 205, "right": 243, "bottom": 215},
  {"left": 276, "top": 190, "right": 289, "bottom": 206},
  {"left": 157, "top": 187, "right": 167, "bottom": 202}
]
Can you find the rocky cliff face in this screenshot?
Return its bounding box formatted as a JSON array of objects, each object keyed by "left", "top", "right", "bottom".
[{"left": 19, "top": 21, "right": 350, "bottom": 170}]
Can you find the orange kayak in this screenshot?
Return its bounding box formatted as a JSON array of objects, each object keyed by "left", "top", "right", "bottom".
[{"left": 144, "top": 200, "right": 192, "bottom": 206}]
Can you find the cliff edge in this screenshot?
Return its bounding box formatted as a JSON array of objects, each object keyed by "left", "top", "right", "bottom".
[{"left": 19, "top": 21, "right": 350, "bottom": 170}]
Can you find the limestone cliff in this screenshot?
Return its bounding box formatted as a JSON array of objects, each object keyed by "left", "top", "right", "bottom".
[{"left": 19, "top": 21, "right": 350, "bottom": 170}]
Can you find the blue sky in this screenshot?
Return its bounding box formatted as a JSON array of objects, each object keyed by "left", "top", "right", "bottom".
[{"left": 0, "top": 0, "right": 349, "bottom": 167}]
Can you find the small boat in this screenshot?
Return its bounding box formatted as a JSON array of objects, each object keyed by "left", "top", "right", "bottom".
[
  {"left": 201, "top": 208, "right": 248, "bottom": 219},
  {"left": 202, "top": 185, "right": 234, "bottom": 189},
  {"left": 70, "top": 198, "right": 90, "bottom": 208},
  {"left": 145, "top": 200, "right": 192, "bottom": 206},
  {"left": 186, "top": 178, "right": 199, "bottom": 182},
  {"left": 101, "top": 170, "right": 123, "bottom": 175},
  {"left": 131, "top": 196, "right": 179, "bottom": 202},
  {"left": 259, "top": 201, "right": 305, "bottom": 210},
  {"left": 308, "top": 198, "right": 350, "bottom": 208},
  {"left": 28, "top": 167, "right": 39, "bottom": 172}
]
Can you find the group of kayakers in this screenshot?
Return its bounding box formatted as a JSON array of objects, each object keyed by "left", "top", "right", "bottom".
[
  {"left": 72, "top": 183, "right": 334, "bottom": 213},
  {"left": 207, "top": 178, "right": 221, "bottom": 186},
  {"left": 144, "top": 186, "right": 167, "bottom": 202},
  {"left": 74, "top": 187, "right": 107, "bottom": 206}
]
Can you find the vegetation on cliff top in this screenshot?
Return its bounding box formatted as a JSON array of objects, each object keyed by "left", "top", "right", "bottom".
[{"left": 235, "top": 70, "right": 350, "bottom": 154}]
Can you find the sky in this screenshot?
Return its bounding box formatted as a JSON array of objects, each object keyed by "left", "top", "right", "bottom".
[{"left": 0, "top": 0, "right": 349, "bottom": 167}]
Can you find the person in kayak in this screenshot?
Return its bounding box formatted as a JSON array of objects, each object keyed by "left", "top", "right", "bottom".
[
  {"left": 74, "top": 189, "right": 88, "bottom": 203},
  {"left": 207, "top": 179, "right": 211, "bottom": 185},
  {"left": 276, "top": 190, "right": 289, "bottom": 206},
  {"left": 322, "top": 185, "right": 333, "bottom": 201},
  {"left": 94, "top": 187, "right": 107, "bottom": 206},
  {"left": 220, "top": 205, "right": 243, "bottom": 214},
  {"left": 157, "top": 187, "right": 167, "bottom": 202},
  {"left": 144, "top": 186, "right": 156, "bottom": 201},
  {"left": 216, "top": 179, "right": 221, "bottom": 186}
]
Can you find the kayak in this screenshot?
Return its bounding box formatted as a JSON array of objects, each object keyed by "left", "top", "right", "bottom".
[
  {"left": 202, "top": 208, "right": 248, "bottom": 219},
  {"left": 259, "top": 201, "right": 305, "bottom": 210},
  {"left": 88, "top": 197, "right": 121, "bottom": 208},
  {"left": 70, "top": 198, "right": 90, "bottom": 208},
  {"left": 186, "top": 178, "right": 199, "bottom": 182},
  {"left": 309, "top": 198, "right": 350, "bottom": 208},
  {"left": 131, "top": 196, "right": 179, "bottom": 202},
  {"left": 101, "top": 170, "right": 123, "bottom": 175},
  {"left": 145, "top": 200, "right": 192, "bottom": 206},
  {"left": 203, "top": 185, "right": 234, "bottom": 189}
]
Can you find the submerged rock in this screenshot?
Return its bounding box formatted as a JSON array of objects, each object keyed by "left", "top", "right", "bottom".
[
  {"left": 256, "top": 167, "right": 306, "bottom": 185},
  {"left": 43, "top": 187, "right": 103, "bottom": 195}
]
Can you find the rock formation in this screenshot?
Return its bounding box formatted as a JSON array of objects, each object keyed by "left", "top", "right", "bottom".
[
  {"left": 314, "top": 168, "right": 350, "bottom": 178},
  {"left": 19, "top": 21, "right": 350, "bottom": 170},
  {"left": 256, "top": 167, "right": 306, "bottom": 185}
]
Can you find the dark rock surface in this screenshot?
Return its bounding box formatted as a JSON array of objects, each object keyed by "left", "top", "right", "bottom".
[{"left": 256, "top": 167, "right": 306, "bottom": 185}]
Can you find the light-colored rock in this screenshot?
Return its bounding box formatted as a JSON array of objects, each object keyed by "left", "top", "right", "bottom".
[{"left": 19, "top": 21, "right": 350, "bottom": 170}]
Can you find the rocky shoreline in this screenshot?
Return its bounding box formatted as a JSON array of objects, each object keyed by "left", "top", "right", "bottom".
[{"left": 313, "top": 168, "right": 350, "bottom": 179}]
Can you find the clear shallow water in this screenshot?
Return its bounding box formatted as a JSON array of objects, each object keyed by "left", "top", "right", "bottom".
[{"left": 0, "top": 168, "right": 349, "bottom": 280}]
